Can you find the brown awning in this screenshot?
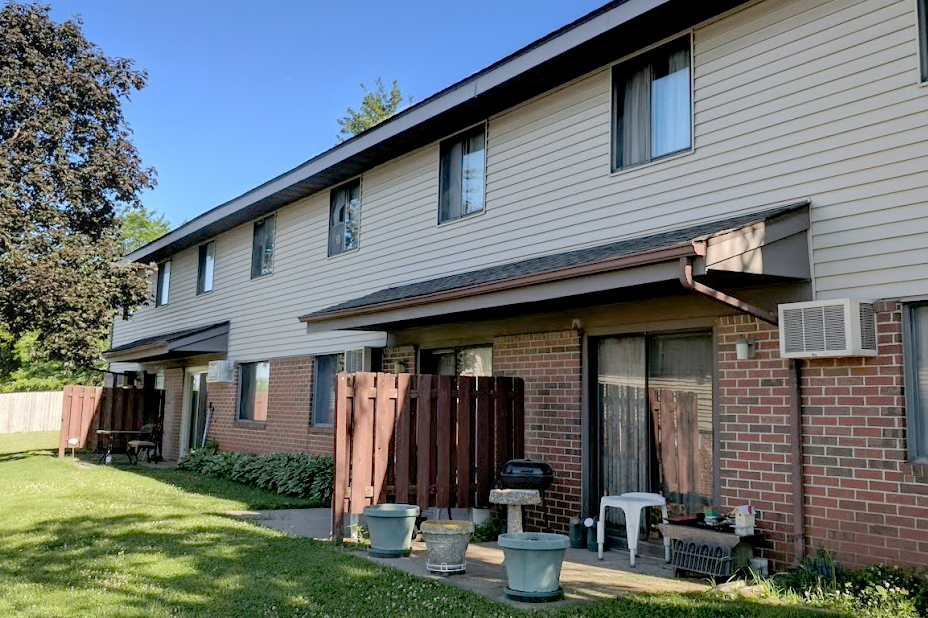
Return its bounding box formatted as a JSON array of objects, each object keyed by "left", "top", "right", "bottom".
[
  {"left": 103, "top": 321, "right": 229, "bottom": 363},
  {"left": 299, "top": 202, "right": 810, "bottom": 333}
]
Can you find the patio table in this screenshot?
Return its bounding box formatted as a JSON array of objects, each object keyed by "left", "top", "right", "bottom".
[
  {"left": 598, "top": 492, "right": 669, "bottom": 567},
  {"left": 96, "top": 429, "right": 142, "bottom": 464}
]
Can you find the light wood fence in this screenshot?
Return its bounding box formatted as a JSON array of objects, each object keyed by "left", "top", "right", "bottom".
[{"left": 0, "top": 391, "right": 64, "bottom": 433}]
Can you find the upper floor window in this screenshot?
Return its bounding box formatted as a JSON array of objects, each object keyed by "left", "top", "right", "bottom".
[
  {"left": 197, "top": 241, "right": 215, "bottom": 294},
  {"left": 904, "top": 304, "right": 928, "bottom": 460},
  {"left": 919, "top": 0, "right": 928, "bottom": 82},
  {"left": 312, "top": 353, "right": 344, "bottom": 425},
  {"left": 328, "top": 179, "right": 361, "bottom": 256},
  {"left": 251, "top": 215, "right": 275, "bottom": 279},
  {"left": 439, "top": 124, "right": 486, "bottom": 223},
  {"left": 612, "top": 35, "right": 692, "bottom": 171},
  {"left": 239, "top": 361, "right": 270, "bottom": 422},
  {"left": 155, "top": 260, "right": 171, "bottom": 306}
]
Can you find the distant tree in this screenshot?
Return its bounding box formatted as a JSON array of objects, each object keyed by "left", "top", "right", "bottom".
[
  {"left": 336, "top": 78, "right": 412, "bottom": 141},
  {"left": 0, "top": 3, "right": 155, "bottom": 370},
  {"left": 119, "top": 205, "right": 171, "bottom": 256}
]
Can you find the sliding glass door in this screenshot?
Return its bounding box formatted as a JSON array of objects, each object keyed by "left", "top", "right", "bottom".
[{"left": 594, "top": 332, "right": 714, "bottom": 533}]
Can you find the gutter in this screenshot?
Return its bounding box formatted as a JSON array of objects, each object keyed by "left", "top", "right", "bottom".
[{"left": 677, "top": 256, "right": 778, "bottom": 325}]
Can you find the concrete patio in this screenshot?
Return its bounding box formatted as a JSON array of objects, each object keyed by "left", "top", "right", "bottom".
[{"left": 230, "top": 508, "right": 709, "bottom": 609}]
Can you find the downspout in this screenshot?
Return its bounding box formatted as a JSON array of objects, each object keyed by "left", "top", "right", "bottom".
[{"left": 678, "top": 256, "right": 806, "bottom": 563}]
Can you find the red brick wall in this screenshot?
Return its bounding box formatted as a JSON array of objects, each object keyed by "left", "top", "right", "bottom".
[
  {"left": 717, "top": 314, "right": 796, "bottom": 566},
  {"left": 383, "top": 345, "right": 417, "bottom": 373},
  {"left": 206, "top": 356, "right": 333, "bottom": 457},
  {"left": 494, "top": 330, "right": 583, "bottom": 532},
  {"left": 161, "top": 368, "right": 185, "bottom": 461},
  {"left": 718, "top": 301, "right": 928, "bottom": 569}
]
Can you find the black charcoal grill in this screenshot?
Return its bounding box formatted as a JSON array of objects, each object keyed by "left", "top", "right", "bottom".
[{"left": 500, "top": 459, "right": 554, "bottom": 491}]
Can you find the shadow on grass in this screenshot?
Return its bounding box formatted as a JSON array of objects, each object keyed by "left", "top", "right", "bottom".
[
  {"left": 0, "top": 447, "right": 57, "bottom": 462},
  {"left": 1, "top": 510, "right": 857, "bottom": 618}
]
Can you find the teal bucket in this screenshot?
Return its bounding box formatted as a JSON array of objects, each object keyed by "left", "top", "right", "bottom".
[{"left": 363, "top": 503, "right": 420, "bottom": 558}]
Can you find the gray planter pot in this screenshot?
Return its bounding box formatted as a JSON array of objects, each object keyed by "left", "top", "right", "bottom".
[
  {"left": 498, "top": 532, "right": 570, "bottom": 602},
  {"left": 363, "top": 503, "right": 420, "bottom": 558},
  {"left": 420, "top": 520, "right": 475, "bottom": 574}
]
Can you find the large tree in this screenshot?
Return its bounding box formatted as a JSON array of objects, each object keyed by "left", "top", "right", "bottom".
[
  {"left": 119, "top": 205, "right": 170, "bottom": 256},
  {"left": 0, "top": 3, "right": 155, "bottom": 370},
  {"left": 336, "top": 78, "right": 411, "bottom": 141}
]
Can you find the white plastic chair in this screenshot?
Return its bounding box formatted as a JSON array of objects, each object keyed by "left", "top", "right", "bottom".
[{"left": 597, "top": 492, "right": 669, "bottom": 567}]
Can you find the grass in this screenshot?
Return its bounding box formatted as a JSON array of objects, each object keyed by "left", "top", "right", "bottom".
[{"left": 0, "top": 432, "right": 849, "bottom": 618}]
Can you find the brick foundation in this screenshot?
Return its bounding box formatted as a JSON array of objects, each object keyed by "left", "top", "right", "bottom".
[
  {"left": 494, "top": 330, "right": 583, "bottom": 533},
  {"left": 203, "top": 356, "right": 333, "bottom": 457},
  {"left": 383, "top": 345, "right": 417, "bottom": 374},
  {"left": 718, "top": 301, "right": 928, "bottom": 569}
]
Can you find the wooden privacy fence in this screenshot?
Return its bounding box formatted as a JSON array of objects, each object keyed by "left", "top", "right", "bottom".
[
  {"left": 58, "top": 380, "right": 165, "bottom": 457},
  {"left": 333, "top": 373, "right": 525, "bottom": 535},
  {"left": 0, "top": 391, "right": 63, "bottom": 433}
]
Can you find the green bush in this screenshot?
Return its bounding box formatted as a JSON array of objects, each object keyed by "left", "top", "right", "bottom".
[
  {"left": 759, "top": 548, "right": 926, "bottom": 618},
  {"left": 177, "top": 444, "right": 333, "bottom": 504},
  {"left": 470, "top": 514, "right": 505, "bottom": 543}
]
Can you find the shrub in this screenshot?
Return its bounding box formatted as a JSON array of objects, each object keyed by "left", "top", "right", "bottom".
[
  {"left": 177, "top": 445, "right": 333, "bottom": 504},
  {"left": 758, "top": 549, "right": 926, "bottom": 618},
  {"left": 471, "top": 514, "right": 506, "bottom": 543}
]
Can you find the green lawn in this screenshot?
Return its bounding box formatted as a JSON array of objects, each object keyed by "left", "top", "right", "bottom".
[{"left": 0, "top": 432, "right": 844, "bottom": 618}]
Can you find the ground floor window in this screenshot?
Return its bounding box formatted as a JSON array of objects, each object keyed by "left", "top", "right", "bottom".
[
  {"left": 313, "top": 354, "right": 344, "bottom": 426},
  {"left": 592, "top": 331, "right": 714, "bottom": 519},
  {"left": 239, "top": 361, "right": 269, "bottom": 422},
  {"left": 904, "top": 304, "right": 928, "bottom": 460},
  {"left": 421, "top": 345, "right": 492, "bottom": 377}
]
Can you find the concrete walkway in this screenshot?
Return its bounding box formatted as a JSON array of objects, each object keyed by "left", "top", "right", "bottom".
[{"left": 230, "top": 508, "right": 709, "bottom": 609}]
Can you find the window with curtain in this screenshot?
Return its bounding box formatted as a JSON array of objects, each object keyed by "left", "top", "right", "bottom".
[
  {"left": 439, "top": 125, "right": 486, "bottom": 223},
  {"left": 612, "top": 35, "right": 691, "bottom": 171},
  {"left": 905, "top": 304, "right": 928, "bottom": 459},
  {"left": 328, "top": 179, "right": 361, "bottom": 256},
  {"left": 251, "top": 215, "right": 275, "bottom": 278},
  {"left": 919, "top": 0, "right": 928, "bottom": 82},
  {"left": 155, "top": 260, "right": 171, "bottom": 306},
  {"left": 313, "top": 353, "right": 345, "bottom": 425},
  {"left": 239, "top": 361, "right": 270, "bottom": 421},
  {"left": 197, "top": 241, "right": 215, "bottom": 294}
]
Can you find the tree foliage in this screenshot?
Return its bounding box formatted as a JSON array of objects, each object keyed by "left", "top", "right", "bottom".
[
  {"left": 119, "top": 205, "right": 170, "bottom": 256},
  {"left": 0, "top": 3, "right": 155, "bottom": 370},
  {"left": 336, "top": 77, "right": 411, "bottom": 141}
]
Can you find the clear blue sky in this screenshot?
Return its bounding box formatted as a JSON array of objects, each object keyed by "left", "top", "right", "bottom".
[{"left": 45, "top": 1, "right": 607, "bottom": 228}]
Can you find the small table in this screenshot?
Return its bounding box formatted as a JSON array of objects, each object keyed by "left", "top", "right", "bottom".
[
  {"left": 598, "top": 492, "right": 669, "bottom": 567},
  {"left": 96, "top": 430, "right": 141, "bottom": 464},
  {"left": 489, "top": 489, "right": 541, "bottom": 533}
]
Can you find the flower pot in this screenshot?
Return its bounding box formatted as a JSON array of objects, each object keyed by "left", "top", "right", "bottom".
[
  {"left": 420, "top": 520, "right": 474, "bottom": 574},
  {"left": 363, "top": 503, "right": 420, "bottom": 558},
  {"left": 498, "top": 532, "right": 570, "bottom": 602}
]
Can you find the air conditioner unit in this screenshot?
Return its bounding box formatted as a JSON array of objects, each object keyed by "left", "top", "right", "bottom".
[
  {"left": 778, "top": 299, "right": 877, "bottom": 358},
  {"left": 344, "top": 347, "right": 382, "bottom": 373},
  {"left": 207, "top": 360, "right": 235, "bottom": 383}
]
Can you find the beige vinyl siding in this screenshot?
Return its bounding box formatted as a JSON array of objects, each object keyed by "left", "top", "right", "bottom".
[{"left": 112, "top": 0, "right": 928, "bottom": 359}]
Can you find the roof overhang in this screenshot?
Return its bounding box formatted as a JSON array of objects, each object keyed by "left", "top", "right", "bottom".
[
  {"left": 299, "top": 202, "right": 810, "bottom": 333},
  {"left": 126, "top": 0, "right": 752, "bottom": 265},
  {"left": 103, "top": 322, "right": 230, "bottom": 363}
]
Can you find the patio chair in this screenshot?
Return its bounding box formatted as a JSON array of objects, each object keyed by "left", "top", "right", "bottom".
[{"left": 127, "top": 424, "right": 161, "bottom": 464}]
